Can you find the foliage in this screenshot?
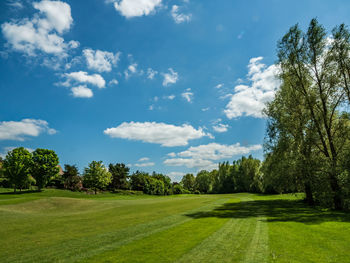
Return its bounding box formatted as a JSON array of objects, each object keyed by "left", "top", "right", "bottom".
[
  {"left": 83, "top": 161, "right": 112, "bottom": 194},
  {"left": 181, "top": 173, "right": 195, "bottom": 192},
  {"left": 109, "top": 163, "right": 130, "bottom": 190},
  {"left": 2, "top": 147, "right": 32, "bottom": 192},
  {"left": 63, "top": 164, "right": 82, "bottom": 191},
  {"left": 31, "top": 148, "right": 59, "bottom": 191}
]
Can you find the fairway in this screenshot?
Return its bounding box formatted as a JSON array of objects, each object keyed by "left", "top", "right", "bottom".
[{"left": 0, "top": 190, "right": 349, "bottom": 263}]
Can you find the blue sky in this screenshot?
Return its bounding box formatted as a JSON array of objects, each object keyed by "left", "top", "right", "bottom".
[{"left": 1, "top": 0, "right": 350, "bottom": 181}]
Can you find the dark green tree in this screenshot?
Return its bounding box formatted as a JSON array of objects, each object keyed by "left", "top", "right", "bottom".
[
  {"left": 109, "top": 163, "right": 130, "bottom": 190},
  {"left": 31, "top": 148, "right": 59, "bottom": 191},
  {"left": 181, "top": 173, "right": 195, "bottom": 192}
]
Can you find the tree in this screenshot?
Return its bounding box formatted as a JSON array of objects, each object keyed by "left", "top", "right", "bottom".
[
  {"left": 31, "top": 149, "right": 59, "bottom": 191},
  {"left": 181, "top": 173, "right": 195, "bottom": 192},
  {"left": 109, "top": 163, "right": 130, "bottom": 190},
  {"left": 3, "top": 147, "right": 32, "bottom": 192},
  {"left": 83, "top": 161, "right": 112, "bottom": 194},
  {"left": 274, "top": 18, "right": 350, "bottom": 209},
  {"left": 195, "top": 170, "right": 212, "bottom": 193},
  {"left": 130, "top": 171, "right": 149, "bottom": 192},
  {"left": 63, "top": 164, "right": 82, "bottom": 191}
]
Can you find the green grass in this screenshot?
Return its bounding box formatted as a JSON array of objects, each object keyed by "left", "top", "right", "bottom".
[{"left": 0, "top": 189, "right": 349, "bottom": 262}]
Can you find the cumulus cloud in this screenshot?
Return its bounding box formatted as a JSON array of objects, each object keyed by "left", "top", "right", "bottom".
[
  {"left": 167, "top": 171, "right": 185, "bottom": 182},
  {"left": 1, "top": 0, "right": 77, "bottom": 57},
  {"left": 134, "top": 162, "right": 155, "bottom": 167},
  {"left": 164, "top": 142, "right": 262, "bottom": 171},
  {"left": 83, "top": 48, "right": 120, "bottom": 72},
  {"left": 104, "top": 121, "right": 212, "bottom": 147},
  {"left": 112, "top": 0, "right": 162, "bottom": 18},
  {"left": 138, "top": 157, "right": 150, "bottom": 162},
  {"left": 147, "top": 68, "right": 158, "bottom": 79},
  {"left": 71, "top": 85, "right": 93, "bottom": 98},
  {"left": 215, "top": 83, "right": 223, "bottom": 89},
  {"left": 63, "top": 71, "right": 106, "bottom": 88},
  {"left": 171, "top": 5, "right": 191, "bottom": 24},
  {"left": 224, "top": 57, "right": 280, "bottom": 118},
  {"left": 0, "top": 119, "right": 57, "bottom": 141},
  {"left": 162, "top": 68, "right": 178, "bottom": 86},
  {"left": 212, "top": 123, "right": 229, "bottom": 133},
  {"left": 124, "top": 63, "right": 138, "bottom": 79},
  {"left": 181, "top": 88, "right": 193, "bottom": 103}
]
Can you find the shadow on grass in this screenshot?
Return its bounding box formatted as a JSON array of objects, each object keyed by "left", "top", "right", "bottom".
[
  {"left": 0, "top": 190, "right": 39, "bottom": 195},
  {"left": 185, "top": 199, "right": 350, "bottom": 225}
]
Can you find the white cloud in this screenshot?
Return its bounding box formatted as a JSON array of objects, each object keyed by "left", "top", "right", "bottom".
[
  {"left": 164, "top": 158, "right": 216, "bottom": 171},
  {"left": 134, "top": 162, "right": 155, "bottom": 167},
  {"left": 171, "top": 5, "right": 191, "bottom": 24},
  {"left": 0, "top": 119, "right": 57, "bottom": 141},
  {"left": 212, "top": 123, "right": 229, "bottom": 133},
  {"left": 1, "top": 0, "right": 77, "bottom": 57},
  {"left": 202, "top": 107, "right": 210, "bottom": 112},
  {"left": 71, "top": 85, "right": 93, "bottom": 98},
  {"left": 224, "top": 57, "right": 280, "bottom": 118},
  {"left": 64, "top": 71, "right": 106, "bottom": 88},
  {"left": 164, "top": 142, "right": 262, "bottom": 171},
  {"left": 147, "top": 68, "right": 158, "bottom": 79},
  {"left": 7, "top": 0, "right": 24, "bottom": 9},
  {"left": 113, "top": 0, "right": 162, "bottom": 18},
  {"left": 181, "top": 88, "right": 193, "bottom": 103},
  {"left": 163, "top": 95, "right": 175, "bottom": 100},
  {"left": 109, "top": 79, "right": 119, "bottom": 86},
  {"left": 168, "top": 171, "right": 185, "bottom": 182},
  {"left": 104, "top": 121, "right": 212, "bottom": 147},
  {"left": 215, "top": 83, "right": 223, "bottom": 89},
  {"left": 83, "top": 48, "right": 120, "bottom": 72},
  {"left": 138, "top": 157, "right": 150, "bottom": 162},
  {"left": 162, "top": 68, "right": 178, "bottom": 86},
  {"left": 124, "top": 63, "right": 138, "bottom": 79}
]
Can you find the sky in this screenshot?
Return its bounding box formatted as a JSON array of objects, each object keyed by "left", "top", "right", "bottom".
[{"left": 1, "top": 0, "right": 350, "bottom": 181}]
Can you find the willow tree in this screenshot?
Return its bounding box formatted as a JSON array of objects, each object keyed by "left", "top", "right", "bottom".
[{"left": 269, "top": 18, "right": 350, "bottom": 209}]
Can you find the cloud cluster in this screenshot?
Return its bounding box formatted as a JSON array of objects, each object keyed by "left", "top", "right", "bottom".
[
  {"left": 83, "top": 48, "right": 120, "bottom": 72},
  {"left": 113, "top": 0, "right": 162, "bottom": 18},
  {"left": 171, "top": 5, "right": 191, "bottom": 24},
  {"left": 164, "top": 142, "right": 262, "bottom": 171},
  {"left": 212, "top": 123, "right": 229, "bottom": 133},
  {"left": 104, "top": 121, "right": 212, "bottom": 147},
  {"left": 162, "top": 68, "right": 178, "bottom": 86},
  {"left": 224, "top": 57, "right": 280, "bottom": 118},
  {"left": 0, "top": 119, "right": 56, "bottom": 141},
  {"left": 1, "top": 0, "right": 77, "bottom": 56}
]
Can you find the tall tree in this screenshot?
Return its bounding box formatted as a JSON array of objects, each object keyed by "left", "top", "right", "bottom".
[
  {"left": 109, "top": 163, "right": 129, "bottom": 190},
  {"left": 181, "top": 173, "right": 195, "bottom": 192},
  {"left": 83, "top": 161, "right": 112, "bottom": 194},
  {"left": 3, "top": 147, "right": 32, "bottom": 193},
  {"left": 31, "top": 149, "right": 59, "bottom": 191},
  {"left": 275, "top": 19, "right": 350, "bottom": 209}
]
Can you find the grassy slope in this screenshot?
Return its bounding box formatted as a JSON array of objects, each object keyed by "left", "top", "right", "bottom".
[{"left": 0, "top": 189, "right": 349, "bottom": 263}]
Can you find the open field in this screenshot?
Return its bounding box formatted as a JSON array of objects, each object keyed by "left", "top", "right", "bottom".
[{"left": 0, "top": 189, "right": 349, "bottom": 263}]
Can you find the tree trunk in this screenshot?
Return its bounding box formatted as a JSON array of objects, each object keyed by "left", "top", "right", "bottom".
[
  {"left": 14, "top": 185, "right": 16, "bottom": 193},
  {"left": 304, "top": 182, "right": 314, "bottom": 206},
  {"left": 330, "top": 173, "right": 342, "bottom": 210}
]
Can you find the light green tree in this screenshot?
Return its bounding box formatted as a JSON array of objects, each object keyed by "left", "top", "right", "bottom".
[
  {"left": 83, "top": 161, "right": 112, "bottom": 194},
  {"left": 3, "top": 147, "right": 32, "bottom": 193}
]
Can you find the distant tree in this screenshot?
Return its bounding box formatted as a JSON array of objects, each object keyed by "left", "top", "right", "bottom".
[
  {"left": 172, "top": 182, "right": 184, "bottom": 194},
  {"left": 31, "top": 149, "right": 59, "bottom": 191},
  {"left": 83, "top": 161, "right": 112, "bottom": 194},
  {"left": 63, "top": 164, "right": 82, "bottom": 191},
  {"left": 152, "top": 172, "right": 171, "bottom": 194},
  {"left": 3, "top": 147, "right": 32, "bottom": 193},
  {"left": 109, "top": 163, "right": 130, "bottom": 190},
  {"left": 181, "top": 173, "right": 195, "bottom": 192},
  {"left": 130, "top": 171, "right": 149, "bottom": 192},
  {"left": 195, "top": 170, "right": 212, "bottom": 193}
]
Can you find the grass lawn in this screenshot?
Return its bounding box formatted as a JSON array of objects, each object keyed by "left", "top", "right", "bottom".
[{"left": 0, "top": 189, "right": 349, "bottom": 262}]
